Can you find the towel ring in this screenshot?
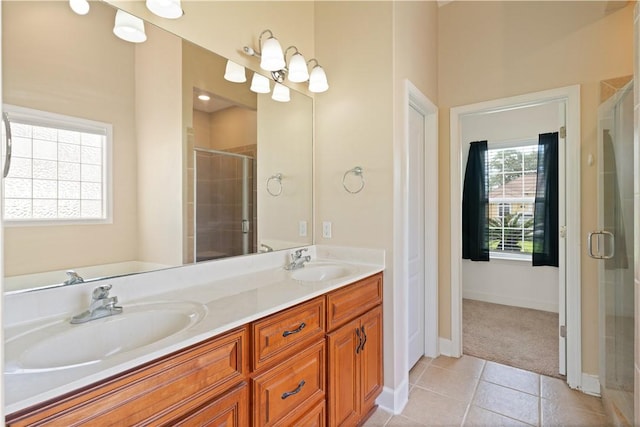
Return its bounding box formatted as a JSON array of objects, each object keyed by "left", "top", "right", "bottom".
[
  {"left": 266, "top": 173, "right": 283, "bottom": 197},
  {"left": 342, "top": 166, "right": 365, "bottom": 194}
]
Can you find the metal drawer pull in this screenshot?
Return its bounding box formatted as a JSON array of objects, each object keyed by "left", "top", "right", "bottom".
[
  {"left": 355, "top": 327, "right": 363, "bottom": 354},
  {"left": 282, "top": 322, "right": 306, "bottom": 337},
  {"left": 360, "top": 326, "right": 367, "bottom": 351},
  {"left": 281, "top": 380, "right": 305, "bottom": 399}
]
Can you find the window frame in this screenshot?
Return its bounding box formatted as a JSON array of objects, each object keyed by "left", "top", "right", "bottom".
[
  {"left": 2, "top": 104, "right": 113, "bottom": 227},
  {"left": 487, "top": 139, "right": 537, "bottom": 261}
]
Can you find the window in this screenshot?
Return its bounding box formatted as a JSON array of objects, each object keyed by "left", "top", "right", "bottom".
[
  {"left": 488, "top": 142, "right": 537, "bottom": 257},
  {"left": 2, "top": 106, "right": 111, "bottom": 224}
]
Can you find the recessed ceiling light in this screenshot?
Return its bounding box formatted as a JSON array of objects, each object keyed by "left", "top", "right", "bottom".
[{"left": 198, "top": 94, "right": 210, "bottom": 101}]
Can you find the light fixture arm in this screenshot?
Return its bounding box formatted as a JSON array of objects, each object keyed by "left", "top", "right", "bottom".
[
  {"left": 257, "top": 29, "right": 275, "bottom": 55},
  {"left": 284, "top": 46, "right": 300, "bottom": 62},
  {"left": 307, "top": 58, "right": 320, "bottom": 68}
]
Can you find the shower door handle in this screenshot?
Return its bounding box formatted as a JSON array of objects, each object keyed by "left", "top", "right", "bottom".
[
  {"left": 242, "top": 220, "right": 249, "bottom": 234},
  {"left": 3, "top": 112, "right": 12, "bottom": 178},
  {"left": 587, "top": 231, "right": 615, "bottom": 260}
]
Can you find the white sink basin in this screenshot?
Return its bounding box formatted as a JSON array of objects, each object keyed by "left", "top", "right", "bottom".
[
  {"left": 5, "top": 301, "right": 207, "bottom": 374},
  {"left": 290, "top": 263, "right": 353, "bottom": 282}
]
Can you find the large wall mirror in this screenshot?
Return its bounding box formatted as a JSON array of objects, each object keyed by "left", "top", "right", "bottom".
[{"left": 2, "top": 1, "right": 313, "bottom": 293}]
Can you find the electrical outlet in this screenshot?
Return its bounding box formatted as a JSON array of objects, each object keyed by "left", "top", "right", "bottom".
[
  {"left": 299, "top": 220, "right": 307, "bottom": 237},
  {"left": 322, "top": 221, "right": 332, "bottom": 239}
]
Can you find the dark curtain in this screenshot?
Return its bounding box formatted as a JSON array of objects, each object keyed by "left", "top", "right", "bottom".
[
  {"left": 462, "top": 141, "right": 489, "bottom": 261},
  {"left": 533, "top": 132, "right": 559, "bottom": 267}
]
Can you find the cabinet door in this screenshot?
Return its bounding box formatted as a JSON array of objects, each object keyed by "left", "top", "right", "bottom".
[
  {"left": 327, "top": 317, "right": 360, "bottom": 427},
  {"left": 359, "top": 306, "right": 383, "bottom": 417},
  {"left": 171, "top": 382, "right": 249, "bottom": 427}
]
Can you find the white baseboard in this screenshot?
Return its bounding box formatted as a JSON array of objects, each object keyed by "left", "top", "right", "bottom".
[
  {"left": 580, "top": 373, "right": 601, "bottom": 396},
  {"left": 463, "top": 290, "right": 559, "bottom": 313},
  {"left": 438, "top": 337, "right": 454, "bottom": 357},
  {"left": 377, "top": 379, "right": 409, "bottom": 415}
]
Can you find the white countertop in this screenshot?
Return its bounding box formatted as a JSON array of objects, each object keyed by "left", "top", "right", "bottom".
[{"left": 4, "top": 245, "right": 385, "bottom": 415}]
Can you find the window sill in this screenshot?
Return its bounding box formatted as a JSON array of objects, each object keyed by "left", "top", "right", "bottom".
[{"left": 489, "top": 252, "right": 531, "bottom": 262}]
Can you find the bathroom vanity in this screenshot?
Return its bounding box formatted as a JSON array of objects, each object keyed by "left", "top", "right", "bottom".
[{"left": 4, "top": 246, "right": 384, "bottom": 426}]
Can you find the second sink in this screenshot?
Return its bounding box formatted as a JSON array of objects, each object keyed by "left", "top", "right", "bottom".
[{"left": 290, "top": 262, "right": 354, "bottom": 282}]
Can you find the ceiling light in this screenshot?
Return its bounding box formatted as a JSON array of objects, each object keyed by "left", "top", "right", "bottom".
[
  {"left": 69, "top": 0, "right": 90, "bottom": 15},
  {"left": 272, "top": 83, "right": 290, "bottom": 102},
  {"left": 285, "top": 47, "right": 309, "bottom": 83},
  {"left": 113, "top": 10, "right": 147, "bottom": 43},
  {"left": 146, "top": 0, "right": 183, "bottom": 19},
  {"left": 250, "top": 73, "right": 271, "bottom": 94},
  {"left": 198, "top": 94, "right": 211, "bottom": 101},
  {"left": 224, "top": 60, "right": 247, "bottom": 83},
  {"left": 308, "top": 59, "right": 329, "bottom": 93},
  {"left": 259, "top": 30, "right": 285, "bottom": 72}
]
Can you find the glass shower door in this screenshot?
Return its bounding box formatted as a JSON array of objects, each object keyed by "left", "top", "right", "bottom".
[{"left": 595, "top": 80, "right": 634, "bottom": 425}]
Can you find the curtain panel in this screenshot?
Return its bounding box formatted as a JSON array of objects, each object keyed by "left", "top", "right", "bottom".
[
  {"left": 462, "top": 141, "right": 490, "bottom": 261},
  {"left": 533, "top": 132, "right": 559, "bottom": 267}
]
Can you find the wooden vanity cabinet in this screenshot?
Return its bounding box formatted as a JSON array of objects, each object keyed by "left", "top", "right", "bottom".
[
  {"left": 326, "top": 273, "right": 383, "bottom": 427},
  {"left": 250, "top": 296, "right": 327, "bottom": 427},
  {"left": 5, "top": 326, "right": 250, "bottom": 427}
]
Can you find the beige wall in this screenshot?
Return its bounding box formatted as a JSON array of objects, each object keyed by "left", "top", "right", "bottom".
[
  {"left": 209, "top": 107, "right": 257, "bottom": 151},
  {"left": 438, "top": 1, "right": 634, "bottom": 375},
  {"left": 3, "top": 1, "right": 138, "bottom": 275},
  {"left": 135, "top": 24, "right": 183, "bottom": 266}
]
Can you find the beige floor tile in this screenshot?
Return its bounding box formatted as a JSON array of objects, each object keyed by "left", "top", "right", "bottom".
[
  {"left": 363, "top": 407, "right": 393, "bottom": 426},
  {"left": 416, "top": 365, "right": 480, "bottom": 403},
  {"left": 431, "top": 355, "right": 486, "bottom": 378},
  {"left": 541, "top": 398, "right": 611, "bottom": 426},
  {"left": 401, "top": 386, "right": 468, "bottom": 426},
  {"left": 387, "top": 415, "right": 426, "bottom": 426},
  {"left": 540, "top": 375, "right": 605, "bottom": 414},
  {"left": 481, "top": 361, "right": 540, "bottom": 396},
  {"left": 472, "top": 381, "right": 539, "bottom": 426},
  {"left": 463, "top": 405, "right": 533, "bottom": 426},
  {"left": 410, "top": 359, "right": 430, "bottom": 385}
]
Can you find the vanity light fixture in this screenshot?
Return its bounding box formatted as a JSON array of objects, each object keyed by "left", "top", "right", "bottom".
[
  {"left": 69, "top": 0, "right": 90, "bottom": 15},
  {"left": 146, "top": 0, "right": 184, "bottom": 19},
  {"left": 272, "top": 83, "right": 290, "bottom": 102},
  {"left": 250, "top": 73, "right": 271, "bottom": 94},
  {"left": 243, "top": 31, "right": 329, "bottom": 93},
  {"left": 113, "top": 10, "right": 147, "bottom": 43},
  {"left": 224, "top": 60, "right": 247, "bottom": 83},
  {"left": 307, "top": 59, "right": 329, "bottom": 93}
]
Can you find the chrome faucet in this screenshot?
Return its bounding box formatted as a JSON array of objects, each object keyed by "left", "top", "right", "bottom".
[
  {"left": 70, "top": 284, "right": 123, "bottom": 324},
  {"left": 64, "top": 270, "right": 84, "bottom": 286},
  {"left": 285, "top": 248, "right": 311, "bottom": 271}
]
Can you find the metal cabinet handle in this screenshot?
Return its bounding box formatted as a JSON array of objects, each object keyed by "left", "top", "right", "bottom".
[
  {"left": 360, "top": 326, "right": 367, "bottom": 352},
  {"left": 3, "top": 112, "right": 12, "bottom": 178},
  {"left": 355, "top": 327, "right": 363, "bottom": 354},
  {"left": 282, "top": 322, "right": 306, "bottom": 337},
  {"left": 587, "top": 231, "right": 615, "bottom": 260},
  {"left": 281, "top": 380, "right": 305, "bottom": 399}
]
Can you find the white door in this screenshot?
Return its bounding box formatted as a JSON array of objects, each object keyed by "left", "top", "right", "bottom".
[
  {"left": 558, "top": 102, "right": 567, "bottom": 376},
  {"left": 408, "top": 104, "right": 426, "bottom": 368}
]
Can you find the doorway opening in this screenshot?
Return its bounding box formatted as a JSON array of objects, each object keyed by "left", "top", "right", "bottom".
[{"left": 449, "top": 85, "right": 583, "bottom": 389}]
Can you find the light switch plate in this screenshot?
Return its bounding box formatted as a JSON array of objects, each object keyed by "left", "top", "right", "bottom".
[
  {"left": 322, "top": 221, "right": 332, "bottom": 239},
  {"left": 299, "top": 220, "right": 307, "bottom": 237}
]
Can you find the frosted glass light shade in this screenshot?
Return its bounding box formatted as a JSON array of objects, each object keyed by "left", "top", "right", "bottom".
[
  {"left": 250, "top": 73, "right": 271, "bottom": 94},
  {"left": 260, "top": 37, "right": 285, "bottom": 71},
  {"left": 308, "top": 65, "right": 329, "bottom": 93},
  {"left": 272, "top": 83, "right": 290, "bottom": 102},
  {"left": 69, "top": 0, "right": 90, "bottom": 15},
  {"left": 224, "top": 60, "right": 247, "bottom": 83},
  {"left": 146, "top": 0, "right": 183, "bottom": 19},
  {"left": 113, "top": 10, "right": 147, "bottom": 43},
  {"left": 287, "top": 53, "right": 309, "bottom": 83}
]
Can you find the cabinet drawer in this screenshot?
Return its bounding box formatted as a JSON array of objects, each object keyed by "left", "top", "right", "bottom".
[
  {"left": 6, "top": 326, "right": 249, "bottom": 427},
  {"left": 291, "top": 399, "right": 326, "bottom": 427},
  {"left": 252, "top": 339, "right": 326, "bottom": 427},
  {"left": 252, "top": 296, "right": 325, "bottom": 371},
  {"left": 171, "top": 382, "right": 249, "bottom": 427},
  {"left": 327, "top": 273, "right": 382, "bottom": 331}
]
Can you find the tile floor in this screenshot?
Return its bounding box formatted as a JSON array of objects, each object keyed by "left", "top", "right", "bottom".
[{"left": 364, "top": 355, "right": 611, "bottom": 426}]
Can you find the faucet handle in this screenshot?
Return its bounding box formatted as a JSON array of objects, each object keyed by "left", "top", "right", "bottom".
[
  {"left": 294, "top": 248, "right": 308, "bottom": 258},
  {"left": 92, "top": 285, "right": 112, "bottom": 300}
]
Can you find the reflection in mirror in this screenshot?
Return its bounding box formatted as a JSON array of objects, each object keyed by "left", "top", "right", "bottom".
[{"left": 2, "top": 1, "right": 313, "bottom": 293}]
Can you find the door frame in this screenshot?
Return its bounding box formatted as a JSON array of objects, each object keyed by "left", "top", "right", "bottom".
[{"left": 448, "top": 85, "right": 582, "bottom": 389}]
